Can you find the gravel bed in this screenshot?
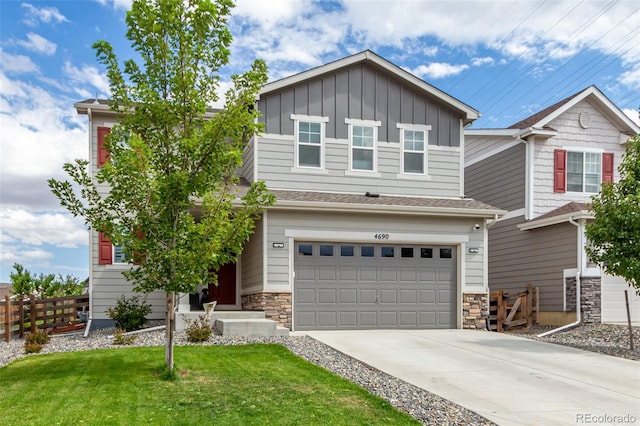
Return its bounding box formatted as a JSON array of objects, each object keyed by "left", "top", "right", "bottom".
[
  {"left": 0, "top": 324, "right": 493, "bottom": 426},
  {"left": 505, "top": 323, "right": 640, "bottom": 361}
]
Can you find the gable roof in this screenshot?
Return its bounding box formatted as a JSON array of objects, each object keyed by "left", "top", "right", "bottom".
[
  {"left": 517, "top": 202, "right": 591, "bottom": 231},
  {"left": 260, "top": 50, "right": 480, "bottom": 125},
  {"left": 509, "top": 85, "right": 639, "bottom": 136}
]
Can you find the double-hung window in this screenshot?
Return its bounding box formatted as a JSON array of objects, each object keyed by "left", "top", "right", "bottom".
[
  {"left": 292, "top": 115, "right": 328, "bottom": 169},
  {"left": 397, "top": 124, "right": 431, "bottom": 175},
  {"left": 346, "top": 118, "right": 380, "bottom": 172},
  {"left": 554, "top": 148, "right": 613, "bottom": 194}
]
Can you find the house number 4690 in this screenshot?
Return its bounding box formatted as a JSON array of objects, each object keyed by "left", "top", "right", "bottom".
[{"left": 374, "top": 233, "right": 390, "bottom": 240}]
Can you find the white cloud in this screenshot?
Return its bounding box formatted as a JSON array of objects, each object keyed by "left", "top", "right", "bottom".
[
  {"left": 234, "top": 0, "right": 310, "bottom": 30},
  {"left": 622, "top": 108, "right": 640, "bottom": 126},
  {"left": 409, "top": 63, "right": 469, "bottom": 80},
  {"left": 0, "top": 48, "right": 39, "bottom": 74},
  {"left": 16, "top": 33, "right": 57, "bottom": 56},
  {"left": 63, "top": 62, "right": 111, "bottom": 97},
  {"left": 619, "top": 65, "right": 640, "bottom": 91},
  {"left": 96, "top": 0, "right": 133, "bottom": 11},
  {"left": 21, "top": 3, "right": 69, "bottom": 26},
  {"left": 471, "top": 57, "right": 495, "bottom": 67},
  {"left": 0, "top": 209, "right": 87, "bottom": 248}
]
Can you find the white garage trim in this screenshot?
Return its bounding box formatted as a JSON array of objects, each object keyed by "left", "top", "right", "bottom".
[{"left": 285, "top": 229, "right": 469, "bottom": 244}]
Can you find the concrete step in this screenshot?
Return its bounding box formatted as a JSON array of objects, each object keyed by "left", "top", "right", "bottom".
[
  {"left": 216, "top": 318, "right": 288, "bottom": 337},
  {"left": 211, "top": 311, "right": 266, "bottom": 320},
  {"left": 275, "top": 326, "right": 290, "bottom": 337}
]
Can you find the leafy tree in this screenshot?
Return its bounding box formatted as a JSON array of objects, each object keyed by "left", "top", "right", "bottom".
[
  {"left": 48, "top": 0, "right": 274, "bottom": 372},
  {"left": 586, "top": 134, "right": 640, "bottom": 291},
  {"left": 9, "top": 263, "right": 85, "bottom": 298}
]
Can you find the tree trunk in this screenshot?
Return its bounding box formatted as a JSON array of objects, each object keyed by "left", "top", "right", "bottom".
[{"left": 165, "top": 291, "right": 175, "bottom": 371}]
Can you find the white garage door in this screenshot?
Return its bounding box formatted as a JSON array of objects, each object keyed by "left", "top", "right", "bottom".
[
  {"left": 601, "top": 274, "right": 640, "bottom": 324},
  {"left": 294, "top": 242, "right": 457, "bottom": 330}
]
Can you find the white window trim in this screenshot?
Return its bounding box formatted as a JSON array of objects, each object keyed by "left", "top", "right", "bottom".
[
  {"left": 291, "top": 114, "right": 329, "bottom": 170},
  {"left": 112, "top": 243, "right": 129, "bottom": 265},
  {"left": 397, "top": 123, "right": 431, "bottom": 177},
  {"left": 345, "top": 118, "right": 381, "bottom": 173},
  {"left": 563, "top": 147, "right": 604, "bottom": 195}
]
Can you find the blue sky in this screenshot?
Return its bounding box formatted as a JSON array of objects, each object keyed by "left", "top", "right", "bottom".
[{"left": 1, "top": 0, "right": 639, "bottom": 283}]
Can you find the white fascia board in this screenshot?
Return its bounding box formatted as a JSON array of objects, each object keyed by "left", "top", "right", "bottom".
[
  {"left": 464, "top": 129, "right": 520, "bottom": 137},
  {"left": 518, "top": 127, "right": 558, "bottom": 139},
  {"left": 269, "top": 201, "right": 506, "bottom": 219},
  {"left": 517, "top": 211, "right": 593, "bottom": 231},
  {"left": 284, "top": 229, "right": 469, "bottom": 244}
]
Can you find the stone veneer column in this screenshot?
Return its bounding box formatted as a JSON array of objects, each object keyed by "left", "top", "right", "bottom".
[
  {"left": 564, "top": 276, "right": 601, "bottom": 323},
  {"left": 462, "top": 292, "right": 489, "bottom": 329},
  {"left": 241, "top": 292, "right": 292, "bottom": 330}
]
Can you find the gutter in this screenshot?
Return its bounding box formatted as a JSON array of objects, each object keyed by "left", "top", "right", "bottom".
[{"left": 537, "top": 217, "right": 582, "bottom": 337}]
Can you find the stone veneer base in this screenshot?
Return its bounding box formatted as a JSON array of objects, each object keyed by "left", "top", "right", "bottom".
[
  {"left": 241, "top": 292, "right": 292, "bottom": 330},
  {"left": 462, "top": 292, "right": 489, "bottom": 329}
]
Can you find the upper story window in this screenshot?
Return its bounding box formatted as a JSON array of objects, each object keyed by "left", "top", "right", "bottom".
[
  {"left": 397, "top": 124, "right": 431, "bottom": 175},
  {"left": 113, "top": 244, "right": 129, "bottom": 264},
  {"left": 554, "top": 148, "right": 614, "bottom": 194},
  {"left": 292, "top": 114, "right": 328, "bottom": 169},
  {"left": 346, "top": 118, "right": 381, "bottom": 172}
]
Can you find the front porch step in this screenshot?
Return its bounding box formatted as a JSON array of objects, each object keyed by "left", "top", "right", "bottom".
[
  {"left": 211, "top": 311, "right": 266, "bottom": 321},
  {"left": 216, "top": 318, "right": 289, "bottom": 337}
]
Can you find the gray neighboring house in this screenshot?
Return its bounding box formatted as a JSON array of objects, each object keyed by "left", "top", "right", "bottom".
[
  {"left": 76, "top": 50, "right": 503, "bottom": 331},
  {"left": 464, "top": 85, "right": 640, "bottom": 325}
]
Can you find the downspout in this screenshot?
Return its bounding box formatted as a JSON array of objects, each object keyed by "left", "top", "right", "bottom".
[
  {"left": 84, "top": 106, "right": 94, "bottom": 338},
  {"left": 486, "top": 214, "right": 499, "bottom": 229},
  {"left": 537, "top": 217, "right": 582, "bottom": 337}
]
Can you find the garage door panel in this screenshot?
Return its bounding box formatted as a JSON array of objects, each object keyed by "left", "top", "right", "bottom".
[
  {"left": 294, "top": 242, "right": 457, "bottom": 330},
  {"left": 339, "top": 289, "right": 357, "bottom": 303},
  {"left": 400, "top": 289, "right": 417, "bottom": 303},
  {"left": 360, "top": 311, "right": 377, "bottom": 326},
  {"left": 297, "top": 289, "right": 316, "bottom": 304},
  {"left": 360, "top": 289, "right": 377, "bottom": 303},
  {"left": 380, "top": 289, "right": 397, "bottom": 303},
  {"left": 318, "top": 289, "right": 336, "bottom": 303},
  {"left": 399, "top": 268, "right": 417, "bottom": 281},
  {"left": 318, "top": 311, "right": 337, "bottom": 327},
  {"left": 318, "top": 267, "right": 336, "bottom": 281}
]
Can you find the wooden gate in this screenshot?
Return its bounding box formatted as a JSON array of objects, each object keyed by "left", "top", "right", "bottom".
[{"left": 489, "top": 284, "right": 539, "bottom": 332}]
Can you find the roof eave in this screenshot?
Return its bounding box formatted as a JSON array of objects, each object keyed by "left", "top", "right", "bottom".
[{"left": 517, "top": 210, "right": 592, "bottom": 231}]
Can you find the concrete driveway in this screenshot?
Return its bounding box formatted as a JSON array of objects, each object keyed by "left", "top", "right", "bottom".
[{"left": 303, "top": 330, "right": 640, "bottom": 426}]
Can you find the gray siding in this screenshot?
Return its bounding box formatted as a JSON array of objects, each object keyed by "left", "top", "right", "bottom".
[
  {"left": 258, "top": 63, "right": 463, "bottom": 146},
  {"left": 240, "top": 215, "right": 264, "bottom": 294},
  {"left": 488, "top": 216, "right": 577, "bottom": 312},
  {"left": 465, "top": 144, "right": 526, "bottom": 211}
]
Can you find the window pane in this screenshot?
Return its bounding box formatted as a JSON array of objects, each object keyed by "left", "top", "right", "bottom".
[
  {"left": 404, "top": 152, "right": 424, "bottom": 174},
  {"left": 299, "top": 122, "right": 309, "bottom": 132},
  {"left": 353, "top": 148, "right": 373, "bottom": 170},
  {"left": 440, "top": 248, "right": 452, "bottom": 259},
  {"left": 567, "top": 152, "right": 583, "bottom": 174},
  {"left": 113, "top": 245, "right": 128, "bottom": 263},
  {"left": 420, "top": 248, "right": 433, "bottom": 258},
  {"left": 309, "top": 122, "right": 321, "bottom": 133},
  {"left": 340, "top": 245, "right": 354, "bottom": 257},
  {"left": 567, "top": 173, "right": 583, "bottom": 192},
  {"left": 298, "top": 244, "right": 313, "bottom": 256},
  {"left": 381, "top": 246, "right": 394, "bottom": 257},
  {"left": 361, "top": 246, "right": 375, "bottom": 257},
  {"left": 401, "top": 247, "right": 414, "bottom": 258},
  {"left": 299, "top": 145, "right": 321, "bottom": 167},
  {"left": 585, "top": 174, "right": 600, "bottom": 193},
  {"left": 320, "top": 245, "right": 334, "bottom": 256},
  {"left": 353, "top": 126, "right": 373, "bottom": 147}
]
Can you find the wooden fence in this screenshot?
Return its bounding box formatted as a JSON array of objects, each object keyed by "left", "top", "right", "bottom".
[
  {"left": 1, "top": 294, "right": 89, "bottom": 342},
  {"left": 489, "top": 284, "right": 539, "bottom": 332}
]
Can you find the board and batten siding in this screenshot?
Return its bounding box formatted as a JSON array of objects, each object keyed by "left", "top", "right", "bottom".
[
  {"left": 258, "top": 63, "right": 462, "bottom": 146},
  {"left": 488, "top": 216, "right": 577, "bottom": 312},
  {"left": 465, "top": 144, "right": 526, "bottom": 211},
  {"left": 256, "top": 134, "right": 461, "bottom": 197},
  {"left": 533, "top": 99, "right": 628, "bottom": 216},
  {"left": 265, "top": 210, "right": 485, "bottom": 293}
]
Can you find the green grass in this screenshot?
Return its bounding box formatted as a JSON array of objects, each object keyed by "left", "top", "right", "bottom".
[{"left": 0, "top": 344, "right": 418, "bottom": 425}]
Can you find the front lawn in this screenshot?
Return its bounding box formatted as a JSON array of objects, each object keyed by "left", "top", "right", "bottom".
[{"left": 0, "top": 344, "right": 418, "bottom": 425}]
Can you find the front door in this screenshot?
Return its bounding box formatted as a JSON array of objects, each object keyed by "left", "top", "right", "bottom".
[{"left": 208, "top": 262, "right": 237, "bottom": 305}]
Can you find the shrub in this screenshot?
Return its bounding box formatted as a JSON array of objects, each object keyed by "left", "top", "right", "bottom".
[
  {"left": 185, "top": 315, "right": 212, "bottom": 343},
  {"left": 24, "top": 330, "right": 50, "bottom": 354},
  {"left": 106, "top": 295, "right": 152, "bottom": 331},
  {"left": 112, "top": 329, "right": 136, "bottom": 345}
]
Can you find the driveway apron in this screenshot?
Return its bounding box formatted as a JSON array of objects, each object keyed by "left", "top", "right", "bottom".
[{"left": 304, "top": 329, "right": 640, "bottom": 426}]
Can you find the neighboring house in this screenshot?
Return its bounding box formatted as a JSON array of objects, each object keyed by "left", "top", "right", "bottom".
[
  {"left": 0, "top": 284, "right": 12, "bottom": 299},
  {"left": 464, "top": 86, "right": 640, "bottom": 325},
  {"left": 76, "top": 50, "right": 504, "bottom": 331}
]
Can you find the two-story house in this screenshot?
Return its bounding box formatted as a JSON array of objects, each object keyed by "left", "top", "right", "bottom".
[
  {"left": 76, "top": 50, "right": 504, "bottom": 332},
  {"left": 465, "top": 86, "right": 640, "bottom": 325}
]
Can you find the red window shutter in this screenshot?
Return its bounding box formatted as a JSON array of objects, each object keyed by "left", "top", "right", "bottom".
[
  {"left": 554, "top": 149, "right": 567, "bottom": 193},
  {"left": 97, "top": 127, "right": 111, "bottom": 167},
  {"left": 602, "top": 152, "right": 614, "bottom": 183},
  {"left": 98, "top": 232, "right": 112, "bottom": 265}
]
